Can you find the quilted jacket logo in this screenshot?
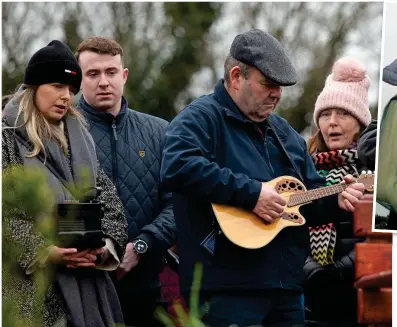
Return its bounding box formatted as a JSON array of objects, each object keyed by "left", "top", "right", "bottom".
[{"left": 139, "top": 150, "right": 145, "bottom": 158}]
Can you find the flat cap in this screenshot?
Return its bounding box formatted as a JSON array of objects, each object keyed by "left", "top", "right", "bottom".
[{"left": 230, "top": 29, "right": 298, "bottom": 86}]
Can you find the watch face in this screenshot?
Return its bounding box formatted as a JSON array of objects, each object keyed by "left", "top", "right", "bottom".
[{"left": 134, "top": 240, "right": 148, "bottom": 254}]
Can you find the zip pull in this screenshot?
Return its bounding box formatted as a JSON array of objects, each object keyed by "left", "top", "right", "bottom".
[{"left": 112, "top": 119, "right": 118, "bottom": 140}]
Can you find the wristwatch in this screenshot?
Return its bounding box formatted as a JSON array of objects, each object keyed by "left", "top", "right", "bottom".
[{"left": 132, "top": 239, "right": 148, "bottom": 255}]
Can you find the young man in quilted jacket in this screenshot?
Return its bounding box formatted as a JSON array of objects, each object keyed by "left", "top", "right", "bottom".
[{"left": 75, "top": 36, "right": 176, "bottom": 327}]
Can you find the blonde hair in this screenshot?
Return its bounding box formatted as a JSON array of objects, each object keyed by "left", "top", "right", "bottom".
[{"left": 10, "top": 85, "right": 86, "bottom": 158}]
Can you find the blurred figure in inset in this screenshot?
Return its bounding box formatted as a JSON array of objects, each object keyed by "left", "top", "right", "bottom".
[
  {"left": 2, "top": 40, "right": 127, "bottom": 327},
  {"left": 376, "top": 94, "right": 397, "bottom": 230},
  {"left": 383, "top": 59, "right": 397, "bottom": 85},
  {"left": 305, "top": 57, "right": 371, "bottom": 323}
]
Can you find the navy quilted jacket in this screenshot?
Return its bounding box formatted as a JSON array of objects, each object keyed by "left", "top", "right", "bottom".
[{"left": 79, "top": 96, "right": 176, "bottom": 288}]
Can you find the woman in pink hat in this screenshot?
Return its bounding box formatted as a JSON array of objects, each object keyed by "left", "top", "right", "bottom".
[{"left": 304, "top": 57, "right": 371, "bottom": 324}]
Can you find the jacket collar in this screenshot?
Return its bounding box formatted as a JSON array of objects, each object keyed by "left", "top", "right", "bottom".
[
  {"left": 214, "top": 79, "right": 287, "bottom": 139},
  {"left": 78, "top": 95, "right": 128, "bottom": 124},
  {"left": 214, "top": 79, "right": 251, "bottom": 124}
]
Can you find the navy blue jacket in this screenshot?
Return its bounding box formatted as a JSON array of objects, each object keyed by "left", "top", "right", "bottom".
[
  {"left": 160, "top": 79, "right": 342, "bottom": 293},
  {"left": 79, "top": 96, "right": 176, "bottom": 289}
]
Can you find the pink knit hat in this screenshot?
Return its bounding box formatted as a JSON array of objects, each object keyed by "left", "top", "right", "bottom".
[{"left": 314, "top": 57, "right": 371, "bottom": 128}]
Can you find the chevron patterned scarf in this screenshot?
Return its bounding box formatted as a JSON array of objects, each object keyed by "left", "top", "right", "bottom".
[{"left": 309, "top": 148, "right": 359, "bottom": 265}]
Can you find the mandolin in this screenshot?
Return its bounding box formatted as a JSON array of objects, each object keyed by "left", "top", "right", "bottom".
[{"left": 211, "top": 173, "right": 374, "bottom": 249}]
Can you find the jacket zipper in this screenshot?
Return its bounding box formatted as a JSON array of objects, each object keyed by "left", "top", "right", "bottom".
[
  {"left": 258, "top": 125, "right": 283, "bottom": 288},
  {"left": 255, "top": 126, "right": 275, "bottom": 177},
  {"left": 112, "top": 119, "right": 118, "bottom": 141},
  {"left": 111, "top": 118, "right": 118, "bottom": 189},
  {"left": 263, "top": 128, "right": 275, "bottom": 177}
]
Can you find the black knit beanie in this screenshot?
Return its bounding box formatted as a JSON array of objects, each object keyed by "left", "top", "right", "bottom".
[{"left": 24, "top": 40, "right": 82, "bottom": 93}]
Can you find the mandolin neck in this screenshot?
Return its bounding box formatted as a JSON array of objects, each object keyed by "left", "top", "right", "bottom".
[{"left": 287, "top": 182, "right": 349, "bottom": 207}]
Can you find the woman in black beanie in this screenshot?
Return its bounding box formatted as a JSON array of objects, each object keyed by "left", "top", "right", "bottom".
[{"left": 2, "top": 40, "right": 127, "bottom": 327}]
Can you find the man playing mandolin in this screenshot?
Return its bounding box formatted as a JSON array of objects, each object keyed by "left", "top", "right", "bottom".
[{"left": 160, "top": 29, "right": 365, "bottom": 327}]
